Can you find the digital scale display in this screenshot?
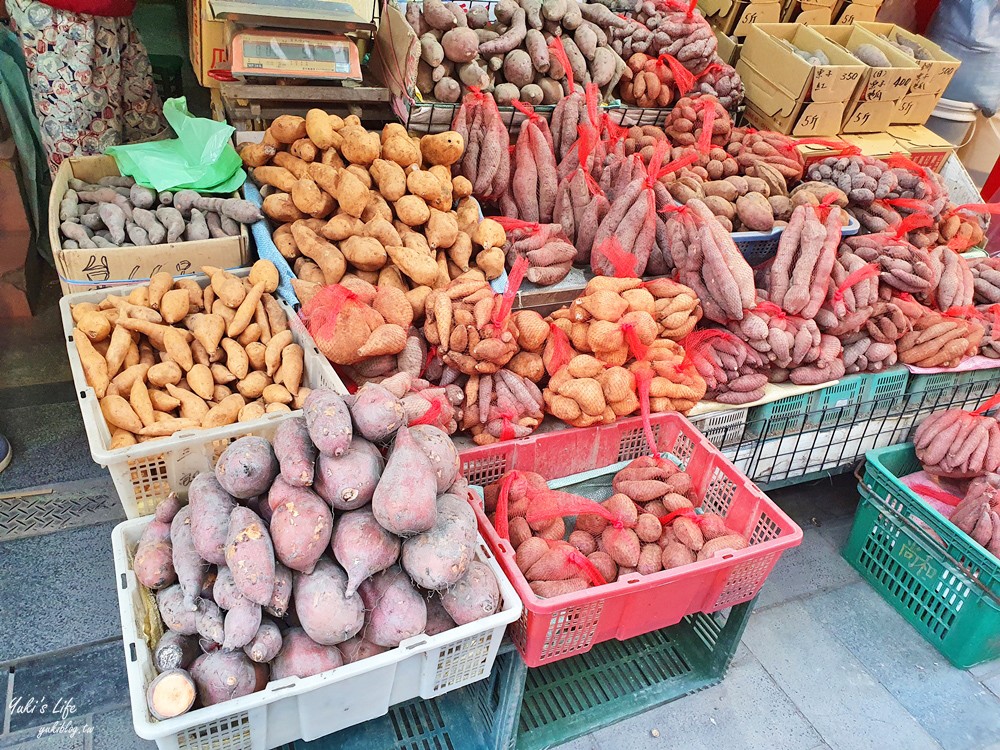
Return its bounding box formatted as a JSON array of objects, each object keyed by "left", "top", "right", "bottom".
[
  {"left": 231, "top": 31, "right": 362, "bottom": 80},
  {"left": 242, "top": 40, "right": 351, "bottom": 72}
]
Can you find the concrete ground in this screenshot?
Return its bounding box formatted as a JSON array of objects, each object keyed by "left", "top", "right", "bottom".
[{"left": 2, "top": 274, "right": 1000, "bottom": 750}]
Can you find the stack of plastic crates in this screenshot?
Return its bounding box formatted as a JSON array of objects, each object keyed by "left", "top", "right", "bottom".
[{"left": 846, "top": 443, "right": 1000, "bottom": 667}]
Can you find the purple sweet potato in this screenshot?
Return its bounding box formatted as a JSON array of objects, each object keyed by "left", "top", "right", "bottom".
[
  {"left": 223, "top": 602, "right": 262, "bottom": 651},
  {"left": 401, "top": 494, "right": 477, "bottom": 590},
  {"left": 372, "top": 426, "right": 437, "bottom": 536},
  {"left": 273, "top": 416, "right": 317, "bottom": 487},
  {"left": 171, "top": 506, "right": 209, "bottom": 609},
  {"left": 339, "top": 635, "right": 389, "bottom": 664},
  {"left": 265, "top": 561, "right": 293, "bottom": 618},
  {"left": 270, "top": 627, "right": 343, "bottom": 680},
  {"left": 196, "top": 598, "right": 225, "bottom": 645},
  {"left": 189, "top": 650, "right": 259, "bottom": 705},
  {"left": 346, "top": 382, "right": 407, "bottom": 442},
  {"left": 188, "top": 472, "right": 236, "bottom": 565},
  {"left": 215, "top": 436, "right": 279, "bottom": 500},
  {"left": 225, "top": 506, "right": 276, "bottom": 605},
  {"left": 423, "top": 593, "right": 456, "bottom": 636},
  {"left": 154, "top": 630, "right": 199, "bottom": 671},
  {"left": 157, "top": 584, "right": 198, "bottom": 635},
  {"left": 313, "top": 437, "right": 384, "bottom": 510},
  {"left": 269, "top": 485, "right": 333, "bottom": 573},
  {"left": 134, "top": 508, "right": 176, "bottom": 590},
  {"left": 303, "top": 389, "right": 353, "bottom": 457},
  {"left": 244, "top": 618, "right": 283, "bottom": 663},
  {"left": 293, "top": 557, "right": 365, "bottom": 645},
  {"left": 331, "top": 508, "right": 401, "bottom": 596},
  {"left": 408, "top": 424, "right": 460, "bottom": 492},
  {"left": 358, "top": 566, "right": 427, "bottom": 647},
  {"left": 440, "top": 560, "right": 500, "bottom": 625}
]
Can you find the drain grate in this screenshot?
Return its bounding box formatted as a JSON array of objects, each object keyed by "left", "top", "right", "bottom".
[{"left": 0, "top": 476, "right": 125, "bottom": 542}]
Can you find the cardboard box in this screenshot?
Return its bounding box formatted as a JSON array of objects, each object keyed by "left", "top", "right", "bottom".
[
  {"left": 699, "top": 0, "right": 782, "bottom": 37},
  {"left": 782, "top": 0, "right": 835, "bottom": 25},
  {"left": 49, "top": 156, "right": 249, "bottom": 295},
  {"left": 714, "top": 28, "right": 741, "bottom": 66},
  {"left": 892, "top": 91, "right": 944, "bottom": 126},
  {"left": 889, "top": 124, "right": 954, "bottom": 172},
  {"left": 814, "top": 25, "right": 919, "bottom": 102},
  {"left": 188, "top": 0, "right": 227, "bottom": 89},
  {"left": 858, "top": 22, "right": 960, "bottom": 97},
  {"left": 836, "top": 0, "right": 882, "bottom": 24},
  {"left": 795, "top": 136, "right": 851, "bottom": 164},
  {"left": 841, "top": 132, "right": 903, "bottom": 159},
  {"left": 736, "top": 24, "right": 866, "bottom": 135}
]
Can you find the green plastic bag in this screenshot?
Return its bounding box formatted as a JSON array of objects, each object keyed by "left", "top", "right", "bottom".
[{"left": 106, "top": 97, "right": 246, "bottom": 193}]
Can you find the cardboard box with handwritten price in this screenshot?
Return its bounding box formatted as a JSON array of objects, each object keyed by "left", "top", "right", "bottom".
[{"left": 698, "top": 0, "right": 782, "bottom": 38}]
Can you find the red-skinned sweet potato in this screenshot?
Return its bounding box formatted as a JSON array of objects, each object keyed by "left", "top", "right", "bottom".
[
  {"left": 347, "top": 382, "right": 407, "bottom": 442},
  {"left": 171, "top": 506, "right": 209, "bottom": 609},
  {"left": 225, "top": 506, "right": 276, "bottom": 605},
  {"left": 156, "top": 584, "right": 198, "bottom": 635},
  {"left": 372, "top": 426, "right": 437, "bottom": 536},
  {"left": 244, "top": 618, "right": 283, "bottom": 663},
  {"left": 313, "top": 437, "right": 384, "bottom": 510},
  {"left": 270, "top": 627, "right": 343, "bottom": 680},
  {"left": 215, "top": 436, "right": 279, "bottom": 500},
  {"left": 401, "top": 494, "right": 477, "bottom": 590},
  {"left": 266, "top": 561, "right": 294, "bottom": 619},
  {"left": 330, "top": 508, "right": 401, "bottom": 596},
  {"left": 407, "top": 424, "right": 460, "bottom": 492},
  {"left": 273, "top": 416, "right": 317, "bottom": 487},
  {"left": 188, "top": 473, "right": 236, "bottom": 565},
  {"left": 358, "top": 566, "right": 427, "bottom": 647},
  {"left": 223, "top": 602, "right": 262, "bottom": 651},
  {"left": 440, "top": 560, "right": 500, "bottom": 624},
  {"left": 189, "top": 650, "right": 259, "bottom": 706},
  {"left": 153, "top": 630, "right": 199, "bottom": 672},
  {"left": 293, "top": 557, "right": 365, "bottom": 645},
  {"left": 339, "top": 635, "right": 389, "bottom": 664},
  {"left": 134, "top": 506, "right": 177, "bottom": 590},
  {"left": 424, "top": 592, "right": 457, "bottom": 635},
  {"left": 269, "top": 484, "right": 333, "bottom": 573},
  {"left": 303, "top": 389, "right": 353, "bottom": 457}
]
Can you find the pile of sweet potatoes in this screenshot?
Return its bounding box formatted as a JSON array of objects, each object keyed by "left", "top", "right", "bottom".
[
  {"left": 135, "top": 387, "right": 504, "bottom": 721},
  {"left": 70, "top": 261, "right": 309, "bottom": 446},
  {"left": 483, "top": 455, "right": 749, "bottom": 597}
]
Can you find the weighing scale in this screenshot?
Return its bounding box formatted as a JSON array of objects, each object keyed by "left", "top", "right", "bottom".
[
  {"left": 210, "top": 0, "right": 374, "bottom": 33},
  {"left": 229, "top": 30, "right": 363, "bottom": 81}
]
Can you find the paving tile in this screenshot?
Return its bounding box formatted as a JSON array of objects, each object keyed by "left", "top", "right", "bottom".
[
  {"left": 0, "top": 522, "right": 121, "bottom": 664},
  {"left": 803, "top": 583, "right": 1000, "bottom": 750},
  {"left": 769, "top": 473, "right": 861, "bottom": 527},
  {"left": 0, "top": 725, "right": 87, "bottom": 749},
  {"left": 0, "top": 400, "right": 105, "bottom": 493},
  {"left": 0, "top": 306, "right": 71, "bottom": 391},
  {"left": 754, "top": 527, "right": 859, "bottom": 611},
  {"left": 984, "top": 673, "right": 1000, "bottom": 701},
  {"left": 552, "top": 735, "right": 600, "bottom": 750},
  {"left": 9, "top": 641, "right": 129, "bottom": 732},
  {"left": 969, "top": 661, "right": 1000, "bottom": 681},
  {"left": 813, "top": 515, "right": 856, "bottom": 553},
  {"left": 744, "top": 601, "right": 942, "bottom": 750},
  {"left": 91, "top": 708, "right": 156, "bottom": 750},
  {"left": 587, "top": 648, "right": 822, "bottom": 750}
]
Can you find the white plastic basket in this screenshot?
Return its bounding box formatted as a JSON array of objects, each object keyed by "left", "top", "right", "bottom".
[
  {"left": 60, "top": 270, "right": 345, "bottom": 518},
  {"left": 112, "top": 517, "right": 522, "bottom": 750}
]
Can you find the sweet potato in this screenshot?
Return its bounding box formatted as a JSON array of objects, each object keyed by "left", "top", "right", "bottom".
[
  {"left": 407, "top": 424, "right": 460, "bottom": 492},
  {"left": 189, "top": 650, "right": 259, "bottom": 706},
  {"left": 157, "top": 585, "right": 198, "bottom": 635},
  {"left": 358, "top": 566, "right": 427, "bottom": 647},
  {"left": 346, "top": 383, "right": 407, "bottom": 442},
  {"left": 195, "top": 598, "right": 225, "bottom": 645},
  {"left": 440, "top": 560, "right": 500, "bottom": 624},
  {"left": 146, "top": 669, "right": 196, "bottom": 720},
  {"left": 223, "top": 602, "right": 262, "bottom": 651},
  {"left": 244, "top": 618, "right": 283, "bottom": 663},
  {"left": 170, "top": 506, "right": 209, "bottom": 609},
  {"left": 188, "top": 472, "right": 236, "bottom": 565},
  {"left": 331, "top": 507, "right": 401, "bottom": 596},
  {"left": 314, "top": 437, "right": 384, "bottom": 510},
  {"left": 373, "top": 426, "right": 438, "bottom": 536},
  {"left": 271, "top": 416, "right": 317, "bottom": 487},
  {"left": 266, "top": 562, "right": 294, "bottom": 619},
  {"left": 339, "top": 635, "right": 389, "bottom": 663},
  {"left": 212, "top": 565, "right": 247, "bottom": 610},
  {"left": 424, "top": 593, "right": 457, "bottom": 635},
  {"left": 215, "top": 436, "right": 279, "bottom": 500},
  {"left": 270, "top": 627, "right": 343, "bottom": 680},
  {"left": 153, "top": 631, "right": 199, "bottom": 671},
  {"left": 303, "top": 389, "right": 353, "bottom": 457},
  {"left": 402, "top": 493, "right": 477, "bottom": 590},
  {"left": 134, "top": 495, "right": 180, "bottom": 590},
  {"left": 293, "top": 557, "right": 365, "bottom": 645},
  {"left": 225, "top": 506, "right": 276, "bottom": 605},
  {"left": 269, "top": 485, "right": 333, "bottom": 573}
]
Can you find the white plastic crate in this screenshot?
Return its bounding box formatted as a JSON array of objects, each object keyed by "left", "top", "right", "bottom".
[
  {"left": 688, "top": 408, "right": 748, "bottom": 450},
  {"left": 60, "top": 271, "right": 345, "bottom": 517},
  {"left": 112, "top": 517, "right": 522, "bottom": 750}
]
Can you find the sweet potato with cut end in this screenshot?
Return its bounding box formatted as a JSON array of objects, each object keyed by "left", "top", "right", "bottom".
[
  {"left": 373, "top": 426, "right": 438, "bottom": 536},
  {"left": 331, "top": 508, "right": 401, "bottom": 596},
  {"left": 188, "top": 472, "right": 235, "bottom": 565},
  {"left": 189, "top": 650, "right": 259, "bottom": 706},
  {"left": 157, "top": 585, "right": 198, "bottom": 635},
  {"left": 171, "top": 506, "right": 209, "bottom": 610},
  {"left": 303, "top": 389, "right": 353, "bottom": 457},
  {"left": 347, "top": 382, "right": 407, "bottom": 442},
  {"left": 293, "top": 557, "right": 365, "bottom": 645},
  {"left": 271, "top": 628, "right": 343, "bottom": 680},
  {"left": 153, "top": 631, "right": 199, "bottom": 672},
  {"left": 271, "top": 416, "right": 317, "bottom": 488},
  {"left": 314, "top": 437, "right": 384, "bottom": 510},
  {"left": 402, "top": 493, "right": 477, "bottom": 590},
  {"left": 408, "top": 424, "right": 460, "bottom": 493},
  {"left": 146, "top": 669, "right": 196, "bottom": 720},
  {"left": 359, "top": 566, "right": 427, "bottom": 647},
  {"left": 225, "top": 506, "right": 276, "bottom": 605},
  {"left": 339, "top": 635, "right": 389, "bottom": 663},
  {"left": 441, "top": 560, "right": 500, "bottom": 624},
  {"left": 244, "top": 618, "right": 283, "bottom": 663},
  {"left": 215, "top": 436, "right": 279, "bottom": 500},
  {"left": 424, "top": 593, "right": 457, "bottom": 636},
  {"left": 269, "top": 485, "right": 334, "bottom": 573}
]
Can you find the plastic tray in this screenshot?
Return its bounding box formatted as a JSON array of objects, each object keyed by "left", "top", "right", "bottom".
[
  {"left": 112, "top": 517, "right": 522, "bottom": 750},
  {"left": 688, "top": 407, "right": 749, "bottom": 450},
  {"left": 848, "top": 443, "right": 1000, "bottom": 668},
  {"left": 905, "top": 367, "right": 1000, "bottom": 417},
  {"left": 515, "top": 599, "right": 755, "bottom": 750},
  {"left": 735, "top": 213, "right": 860, "bottom": 267},
  {"left": 60, "top": 270, "right": 345, "bottom": 518},
  {"left": 460, "top": 412, "right": 801, "bottom": 667}
]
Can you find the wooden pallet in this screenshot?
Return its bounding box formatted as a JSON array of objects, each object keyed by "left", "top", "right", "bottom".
[{"left": 219, "top": 80, "right": 394, "bottom": 130}]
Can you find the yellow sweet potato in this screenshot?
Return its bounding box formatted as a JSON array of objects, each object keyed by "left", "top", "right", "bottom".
[
  {"left": 305, "top": 109, "right": 336, "bottom": 149},
  {"left": 75, "top": 328, "right": 109, "bottom": 397},
  {"left": 253, "top": 166, "right": 297, "bottom": 193},
  {"left": 386, "top": 245, "right": 439, "bottom": 286},
  {"left": 341, "top": 236, "right": 388, "bottom": 272},
  {"left": 381, "top": 134, "right": 421, "bottom": 168},
  {"left": 270, "top": 115, "right": 307, "bottom": 144},
  {"left": 263, "top": 193, "right": 306, "bottom": 223},
  {"left": 292, "top": 222, "right": 346, "bottom": 285},
  {"left": 370, "top": 159, "right": 407, "bottom": 201},
  {"left": 421, "top": 131, "right": 464, "bottom": 167},
  {"left": 395, "top": 196, "right": 430, "bottom": 227},
  {"left": 341, "top": 128, "right": 381, "bottom": 165}
]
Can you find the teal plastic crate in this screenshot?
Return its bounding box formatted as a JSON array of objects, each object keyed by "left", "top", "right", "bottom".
[
  {"left": 514, "top": 600, "right": 754, "bottom": 750},
  {"left": 295, "top": 643, "right": 526, "bottom": 750},
  {"left": 746, "top": 393, "right": 810, "bottom": 439},
  {"left": 846, "top": 443, "right": 1000, "bottom": 668},
  {"left": 855, "top": 367, "right": 910, "bottom": 418},
  {"left": 803, "top": 377, "right": 865, "bottom": 430}
]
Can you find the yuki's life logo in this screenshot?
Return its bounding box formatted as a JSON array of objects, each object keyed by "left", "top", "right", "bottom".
[{"left": 8, "top": 695, "right": 94, "bottom": 739}]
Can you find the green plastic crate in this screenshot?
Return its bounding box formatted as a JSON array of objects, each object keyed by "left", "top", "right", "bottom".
[
  {"left": 845, "top": 443, "right": 1000, "bottom": 668},
  {"left": 803, "top": 377, "right": 865, "bottom": 430},
  {"left": 296, "top": 643, "right": 526, "bottom": 750},
  {"left": 514, "top": 600, "right": 754, "bottom": 750},
  {"left": 746, "top": 393, "right": 810, "bottom": 439},
  {"left": 855, "top": 367, "right": 910, "bottom": 419}
]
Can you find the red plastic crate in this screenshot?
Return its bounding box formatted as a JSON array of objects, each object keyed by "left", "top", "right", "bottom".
[{"left": 460, "top": 413, "right": 802, "bottom": 667}]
